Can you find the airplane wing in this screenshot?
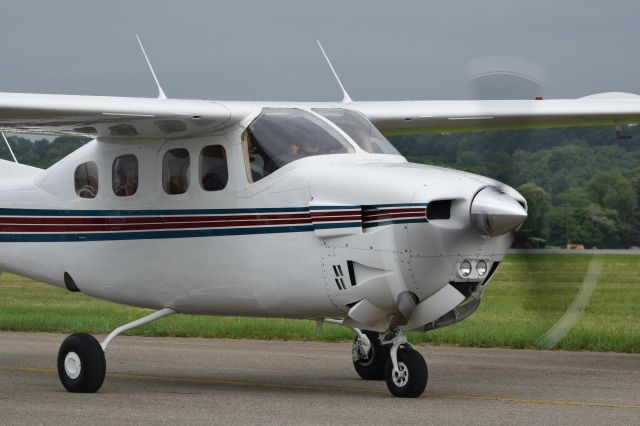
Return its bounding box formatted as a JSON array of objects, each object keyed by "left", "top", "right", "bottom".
[
  {"left": 2, "top": 91, "right": 640, "bottom": 140},
  {"left": 351, "top": 92, "right": 640, "bottom": 135},
  {"left": 0, "top": 92, "right": 243, "bottom": 139}
]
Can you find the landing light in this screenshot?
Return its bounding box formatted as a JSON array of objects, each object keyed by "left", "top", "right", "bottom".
[
  {"left": 476, "top": 260, "right": 488, "bottom": 277},
  {"left": 459, "top": 261, "right": 472, "bottom": 277}
]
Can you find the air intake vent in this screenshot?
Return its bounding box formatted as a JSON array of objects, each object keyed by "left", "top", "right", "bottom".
[
  {"left": 483, "top": 261, "right": 500, "bottom": 283},
  {"left": 64, "top": 272, "right": 80, "bottom": 292},
  {"left": 333, "top": 263, "right": 357, "bottom": 290},
  {"left": 427, "top": 200, "right": 451, "bottom": 220},
  {"left": 347, "top": 261, "right": 356, "bottom": 287},
  {"left": 449, "top": 281, "right": 479, "bottom": 297},
  {"left": 333, "top": 265, "right": 346, "bottom": 290}
]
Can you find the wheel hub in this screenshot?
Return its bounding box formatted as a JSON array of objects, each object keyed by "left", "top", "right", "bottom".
[
  {"left": 392, "top": 362, "right": 409, "bottom": 387},
  {"left": 64, "top": 351, "right": 82, "bottom": 380}
]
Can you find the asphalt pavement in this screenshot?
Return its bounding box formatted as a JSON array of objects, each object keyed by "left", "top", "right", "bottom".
[{"left": 0, "top": 332, "right": 638, "bottom": 425}]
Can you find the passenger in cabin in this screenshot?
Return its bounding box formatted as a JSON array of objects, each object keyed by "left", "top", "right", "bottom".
[
  {"left": 298, "top": 139, "right": 322, "bottom": 157},
  {"left": 201, "top": 145, "right": 229, "bottom": 191},
  {"left": 168, "top": 175, "right": 188, "bottom": 194},
  {"left": 113, "top": 155, "right": 138, "bottom": 196},
  {"left": 74, "top": 161, "right": 99, "bottom": 199},
  {"left": 288, "top": 138, "right": 330, "bottom": 159},
  {"left": 202, "top": 171, "right": 226, "bottom": 191},
  {"left": 78, "top": 183, "right": 98, "bottom": 199},
  {"left": 162, "top": 148, "right": 190, "bottom": 195}
]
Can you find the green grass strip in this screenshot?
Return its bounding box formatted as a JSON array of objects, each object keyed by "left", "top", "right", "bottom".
[{"left": 0, "top": 254, "right": 638, "bottom": 352}]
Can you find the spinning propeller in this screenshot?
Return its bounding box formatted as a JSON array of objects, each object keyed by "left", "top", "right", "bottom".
[
  {"left": 463, "top": 55, "right": 562, "bottom": 341},
  {"left": 384, "top": 56, "right": 546, "bottom": 331}
]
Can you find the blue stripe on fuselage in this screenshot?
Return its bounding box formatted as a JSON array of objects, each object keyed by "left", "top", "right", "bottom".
[
  {"left": 0, "top": 203, "right": 428, "bottom": 242},
  {"left": 0, "top": 222, "right": 368, "bottom": 243}
]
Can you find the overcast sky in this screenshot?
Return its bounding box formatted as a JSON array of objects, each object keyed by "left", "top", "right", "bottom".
[{"left": 1, "top": 1, "right": 639, "bottom": 101}]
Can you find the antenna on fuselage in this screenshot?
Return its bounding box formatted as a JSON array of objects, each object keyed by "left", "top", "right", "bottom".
[
  {"left": 316, "top": 40, "right": 352, "bottom": 103},
  {"left": 135, "top": 34, "right": 167, "bottom": 100},
  {"left": 2, "top": 133, "right": 18, "bottom": 163}
]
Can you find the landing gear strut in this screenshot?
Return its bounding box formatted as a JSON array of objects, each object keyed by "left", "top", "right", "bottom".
[
  {"left": 352, "top": 328, "right": 428, "bottom": 398},
  {"left": 57, "top": 307, "right": 175, "bottom": 393},
  {"left": 352, "top": 329, "right": 390, "bottom": 380}
]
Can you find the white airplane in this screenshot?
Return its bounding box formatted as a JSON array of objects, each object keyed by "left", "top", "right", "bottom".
[{"left": 1, "top": 41, "right": 639, "bottom": 398}]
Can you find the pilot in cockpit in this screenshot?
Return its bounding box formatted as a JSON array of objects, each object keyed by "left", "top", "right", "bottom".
[{"left": 244, "top": 131, "right": 265, "bottom": 182}]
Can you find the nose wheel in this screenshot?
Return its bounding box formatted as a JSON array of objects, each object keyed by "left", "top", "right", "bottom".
[
  {"left": 352, "top": 328, "right": 428, "bottom": 397},
  {"left": 384, "top": 346, "right": 427, "bottom": 398}
]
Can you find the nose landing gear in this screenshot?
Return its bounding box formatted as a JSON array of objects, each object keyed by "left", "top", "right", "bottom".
[
  {"left": 352, "top": 329, "right": 390, "bottom": 380},
  {"left": 352, "top": 328, "right": 428, "bottom": 397}
]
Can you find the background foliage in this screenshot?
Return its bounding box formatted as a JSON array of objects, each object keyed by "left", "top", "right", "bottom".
[{"left": 391, "top": 125, "right": 640, "bottom": 248}]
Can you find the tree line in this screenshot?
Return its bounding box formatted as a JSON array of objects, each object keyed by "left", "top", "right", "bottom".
[
  {"left": 391, "top": 126, "right": 640, "bottom": 248},
  {"left": 1, "top": 127, "right": 639, "bottom": 248}
]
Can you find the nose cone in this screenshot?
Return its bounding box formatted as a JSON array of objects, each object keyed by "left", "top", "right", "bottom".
[{"left": 471, "top": 187, "right": 527, "bottom": 237}]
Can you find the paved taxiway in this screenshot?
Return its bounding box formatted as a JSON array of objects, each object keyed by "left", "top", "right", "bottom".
[{"left": 0, "top": 332, "right": 638, "bottom": 425}]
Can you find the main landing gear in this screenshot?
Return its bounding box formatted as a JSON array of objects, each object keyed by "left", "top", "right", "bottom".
[
  {"left": 56, "top": 309, "right": 425, "bottom": 397},
  {"left": 352, "top": 328, "right": 428, "bottom": 398},
  {"left": 57, "top": 308, "right": 175, "bottom": 393}
]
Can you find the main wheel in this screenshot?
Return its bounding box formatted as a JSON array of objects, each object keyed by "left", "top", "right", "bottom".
[
  {"left": 57, "top": 333, "right": 106, "bottom": 393},
  {"left": 384, "top": 347, "right": 428, "bottom": 398},
  {"left": 352, "top": 330, "right": 389, "bottom": 380}
]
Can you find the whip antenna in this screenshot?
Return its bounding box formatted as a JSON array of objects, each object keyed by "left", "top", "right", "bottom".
[
  {"left": 136, "top": 34, "right": 167, "bottom": 99},
  {"left": 316, "top": 40, "right": 352, "bottom": 103}
]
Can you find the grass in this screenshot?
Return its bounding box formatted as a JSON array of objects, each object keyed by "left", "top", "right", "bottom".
[{"left": 0, "top": 254, "right": 638, "bottom": 352}]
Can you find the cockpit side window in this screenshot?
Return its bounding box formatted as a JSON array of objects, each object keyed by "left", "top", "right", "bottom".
[
  {"left": 243, "top": 108, "right": 354, "bottom": 183},
  {"left": 74, "top": 161, "right": 98, "bottom": 199},
  {"left": 112, "top": 154, "right": 139, "bottom": 197},
  {"left": 312, "top": 108, "right": 401, "bottom": 155}
]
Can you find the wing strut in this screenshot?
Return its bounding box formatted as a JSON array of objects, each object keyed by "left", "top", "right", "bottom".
[
  {"left": 316, "top": 40, "right": 352, "bottom": 103},
  {"left": 2, "top": 133, "right": 18, "bottom": 163},
  {"left": 135, "top": 34, "right": 168, "bottom": 100}
]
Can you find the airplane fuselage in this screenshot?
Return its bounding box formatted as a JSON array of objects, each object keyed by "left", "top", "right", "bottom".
[{"left": 0, "top": 108, "right": 523, "bottom": 332}]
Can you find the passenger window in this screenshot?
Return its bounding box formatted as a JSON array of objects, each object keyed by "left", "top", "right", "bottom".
[
  {"left": 200, "top": 145, "right": 228, "bottom": 191},
  {"left": 162, "top": 148, "right": 190, "bottom": 195},
  {"left": 74, "top": 162, "right": 98, "bottom": 199},
  {"left": 112, "top": 154, "right": 139, "bottom": 197}
]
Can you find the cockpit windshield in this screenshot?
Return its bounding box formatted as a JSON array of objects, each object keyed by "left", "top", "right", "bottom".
[
  {"left": 243, "top": 108, "right": 354, "bottom": 182},
  {"left": 312, "top": 108, "right": 401, "bottom": 155}
]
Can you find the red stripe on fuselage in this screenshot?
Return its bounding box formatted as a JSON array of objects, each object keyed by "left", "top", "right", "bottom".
[
  {"left": 0, "top": 210, "right": 366, "bottom": 233},
  {"left": 0, "top": 210, "right": 363, "bottom": 225},
  {"left": 362, "top": 208, "right": 426, "bottom": 222}
]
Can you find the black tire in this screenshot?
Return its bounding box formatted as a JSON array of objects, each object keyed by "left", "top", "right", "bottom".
[
  {"left": 57, "top": 333, "right": 106, "bottom": 393},
  {"left": 353, "top": 330, "right": 389, "bottom": 380},
  {"left": 384, "top": 347, "right": 428, "bottom": 398}
]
